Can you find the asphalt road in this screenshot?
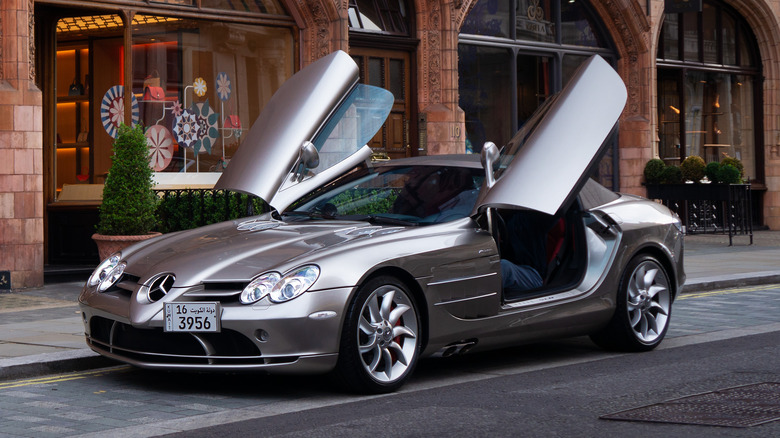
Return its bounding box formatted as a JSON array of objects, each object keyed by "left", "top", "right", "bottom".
[{"left": 1, "top": 284, "right": 778, "bottom": 438}]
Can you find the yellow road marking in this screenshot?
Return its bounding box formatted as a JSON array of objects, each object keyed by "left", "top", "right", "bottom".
[
  {"left": 680, "top": 284, "right": 780, "bottom": 300},
  {"left": 0, "top": 366, "right": 131, "bottom": 390}
]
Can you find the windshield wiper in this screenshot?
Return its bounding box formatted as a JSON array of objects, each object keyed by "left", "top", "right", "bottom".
[
  {"left": 282, "top": 211, "right": 326, "bottom": 220},
  {"left": 362, "top": 214, "right": 419, "bottom": 227}
]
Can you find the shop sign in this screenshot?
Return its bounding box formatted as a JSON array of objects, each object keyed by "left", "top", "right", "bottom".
[{"left": 665, "top": 0, "right": 702, "bottom": 14}]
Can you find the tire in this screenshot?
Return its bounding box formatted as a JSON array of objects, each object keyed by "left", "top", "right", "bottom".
[
  {"left": 335, "top": 276, "right": 422, "bottom": 393},
  {"left": 590, "top": 254, "right": 672, "bottom": 352}
]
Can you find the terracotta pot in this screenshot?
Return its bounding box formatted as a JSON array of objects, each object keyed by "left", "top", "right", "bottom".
[{"left": 92, "top": 232, "right": 162, "bottom": 261}]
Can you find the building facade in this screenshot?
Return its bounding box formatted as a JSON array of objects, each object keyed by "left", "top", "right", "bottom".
[{"left": 1, "top": 0, "right": 779, "bottom": 289}]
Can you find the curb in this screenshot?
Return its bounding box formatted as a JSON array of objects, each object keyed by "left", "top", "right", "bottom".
[
  {"left": 0, "top": 349, "right": 118, "bottom": 382},
  {"left": 682, "top": 271, "right": 780, "bottom": 294}
]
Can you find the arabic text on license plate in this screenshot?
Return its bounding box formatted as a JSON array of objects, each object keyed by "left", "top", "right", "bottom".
[{"left": 164, "top": 302, "right": 220, "bottom": 332}]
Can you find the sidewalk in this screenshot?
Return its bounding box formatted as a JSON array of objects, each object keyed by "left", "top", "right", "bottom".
[{"left": 1, "top": 230, "right": 779, "bottom": 381}]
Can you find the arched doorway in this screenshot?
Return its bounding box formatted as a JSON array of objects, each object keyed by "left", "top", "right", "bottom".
[{"left": 348, "top": 0, "right": 417, "bottom": 160}]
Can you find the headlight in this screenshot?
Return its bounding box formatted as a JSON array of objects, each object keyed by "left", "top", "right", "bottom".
[
  {"left": 240, "top": 265, "right": 320, "bottom": 305},
  {"left": 98, "top": 262, "right": 126, "bottom": 292},
  {"left": 87, "top": 254, "right": 123, "bottom": 291},
  {"left": 269, "top": 265, "right": 320, "bottom": 303},
  {"left": 240, "top": 272, "right": 281, "bottom": 304}
]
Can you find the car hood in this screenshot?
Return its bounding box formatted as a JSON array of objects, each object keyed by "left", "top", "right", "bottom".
[
  {"left": 215, "top": 51, "right": 393, "bottom": 213},
  {"left": 474, "top": 55, "right": 627, "bottom": 216},
  {"left": 121, "top": 219, "right": 395, "bottom": 286}
]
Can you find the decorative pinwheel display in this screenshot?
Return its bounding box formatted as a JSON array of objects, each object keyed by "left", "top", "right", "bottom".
[
  {"left": 216, "top": 72, "right": 232, "bottom": 102},
  {"left": 145, "top": 125, "right": 174, "bottom": 171},
  {"left": 100, "top": 85, "right": 140, "bottom": 138},
  {"left": 191, "top": 100, "right": 219, "bottom": 154},
  {"left": 173, "top": 108, "right": 200, "bottom": 150},
  {"left": 193, "top": 77, "right": 207, "bottom": 97}
]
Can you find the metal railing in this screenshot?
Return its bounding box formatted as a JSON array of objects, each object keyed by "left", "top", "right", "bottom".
[{"left": 646, "top": 183, "right": 753, "bottom": 245}]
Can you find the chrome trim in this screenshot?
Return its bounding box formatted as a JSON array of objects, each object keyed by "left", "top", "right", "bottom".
[
  {"left": 434, "top": 292, "right": 498, "bottom": 306},
  {"left": 427, "top": 272, "right": 497, "bottom": 287}
]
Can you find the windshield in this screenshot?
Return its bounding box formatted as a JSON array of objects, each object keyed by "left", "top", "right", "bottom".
[{"left": 287, "top": 164, "right": 484, "bottom": 226}]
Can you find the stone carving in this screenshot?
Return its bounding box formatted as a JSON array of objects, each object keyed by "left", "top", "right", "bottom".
[
  {"left": 29, "top": 0, "right": 35, "bottom": 82},
  {"left": 295, "top": 0, "right": 335, "bottom": 64}
]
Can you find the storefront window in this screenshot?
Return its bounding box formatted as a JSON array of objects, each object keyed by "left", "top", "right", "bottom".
[
  {"left": 53, "top": 10, "right": 293, "bottom": 195},
  {"left": 131, "top": 16, "right": 293, "bottom": 176},
  {"left": 459, "top": 46, "right": 512, "bottom": 152},
  {"left": 560, "top": 0, "right": 601, "bottom": 47},
  {"left": 459, "top": 0, "right": 616, "bottom": 187},
  {"left": 657, "top": 0, "right": 761, "bottom": 181},
  {"left": 460, "top": 0, "right": 511, "bottom": 38}
]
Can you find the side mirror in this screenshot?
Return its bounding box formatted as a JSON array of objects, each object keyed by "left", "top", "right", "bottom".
[
  {"left": 301, "top": 141, "right": 320, "bottom": 169},
  {"left": 292, "top": 141, "right": 320, "bottom": 182},
  {"left": 481, "top": 141, "right": 499, "bottom": 188}
]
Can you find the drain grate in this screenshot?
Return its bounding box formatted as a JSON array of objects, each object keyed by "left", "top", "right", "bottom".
[{"left": 601, "top": 382, "right": 780, "bottom": 428}]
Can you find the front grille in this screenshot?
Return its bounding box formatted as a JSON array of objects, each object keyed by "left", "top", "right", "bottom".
[{"left": 88, "top": 316, "right": 265, "bottom": 365}]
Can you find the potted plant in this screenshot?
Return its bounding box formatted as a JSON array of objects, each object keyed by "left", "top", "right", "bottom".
[{"left": 92, "top": 123, "right": 160, "bottom": 260}]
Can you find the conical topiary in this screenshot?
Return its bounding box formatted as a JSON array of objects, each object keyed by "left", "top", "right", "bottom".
[{"left": 97, "top": 123, "right": 158, "bottom": 235}]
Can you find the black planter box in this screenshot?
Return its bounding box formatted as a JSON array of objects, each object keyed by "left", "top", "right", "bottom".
[{"left": 644, "top": 183, "right": 752, "bottom": 245}]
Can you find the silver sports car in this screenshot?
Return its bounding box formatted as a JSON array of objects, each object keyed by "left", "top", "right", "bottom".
[{"left": 79, "top": 51, "right": 685, "bottom": 393}]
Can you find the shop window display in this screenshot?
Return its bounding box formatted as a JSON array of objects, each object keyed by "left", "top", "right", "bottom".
[
  {"left": 54, "top": 13, "right": 293, "bottom": 195},
  {"left": 657, "top": 0, "right": 761, "bottom": 181}
]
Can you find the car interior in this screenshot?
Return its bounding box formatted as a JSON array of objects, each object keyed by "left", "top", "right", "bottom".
[{"left": 491, "top": 200, "right": 588, "bottom": 302}]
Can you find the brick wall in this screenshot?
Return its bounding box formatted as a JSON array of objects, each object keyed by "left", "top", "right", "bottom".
[{"left": 0, "top": 0, "right": 44, "bottom": 289}]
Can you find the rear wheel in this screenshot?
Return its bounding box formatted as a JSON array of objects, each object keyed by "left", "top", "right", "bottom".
[
  {"left": 335, "top": 276, "right": 421, "bottom": 393},
  {"left": 591, "top": 254, "right": 672, "bottom": 351}
]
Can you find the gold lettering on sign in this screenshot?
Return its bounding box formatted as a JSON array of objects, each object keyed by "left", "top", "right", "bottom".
[{"left": 527, "top": 0, "right": 544, "bottom": 21}]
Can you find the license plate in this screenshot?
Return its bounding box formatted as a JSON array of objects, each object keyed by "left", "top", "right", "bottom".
[{"left": 164, "top": 302, "right": 221, "bottom": 332}]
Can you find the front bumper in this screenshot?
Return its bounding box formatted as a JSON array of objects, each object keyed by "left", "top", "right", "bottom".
[{"left": 79, "top": 286, "right": 354, "bottom": 374}]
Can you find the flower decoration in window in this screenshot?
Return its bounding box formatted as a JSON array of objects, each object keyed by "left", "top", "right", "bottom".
[
  {"left": 100, "top": 85, "right": 140, "bottom": 138},
  {"left": 171, "top": 100, "right": 183, "bottom": 117},
  {"left": 191, "top": 100, "right": 219, "bottom": 154},
  {"left": 193, "top": 77, "right": 207, "bottom": 97},
  {"left": 145, "top": 125, "right": 174, "bottom": 171},
  {"left": 216, "top": 72, "right": 232, "bottom": 101},
  {"left": 173, "top": 109, "right": 200, "bottom": 149}
]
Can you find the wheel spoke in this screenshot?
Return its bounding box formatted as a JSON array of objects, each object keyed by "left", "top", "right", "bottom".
[
  {"left": 368, "top": 346, "right": 382, "bottom": 372},
  {"left": 359, "top": 338, "right": 378, "bottom": 354},
  {"left": 629, "top": 308, "right": 641, "bottom": 327},
  {"left": 381, "top": 348, "right": 394, "bottom": 379},
  {"left": 388, "top": 304, "right": 410, "bottom": 326},
  {"left": 389, "top": 341, "right": 408, "bottom": 366},
  {"left": 380, "top": 290, "right": 395, "bottom": 320},
  {"left": 639, "top": 315, "right": 649, "bottom": 338},
  {"left": 647, "top": 285, "right": 666, "bottom": 299},
  {"left": 645, "top": 311, "right": 659, "bottom": 335},
  {"left": 643, "top": 268, "right": 658, "bottom": 289},
  {"left": 367, "top": 295, "right": 381, "bottom": 324},
  {"left": 634, "top": 265, "right": 647, "bottom": 290},
  {"left": 392, "top": 325, "right": 415, "bottom": 339},
  {"left": 359, "top": 315, "right": 374, "bottom": 335},
  {"left": 649, "top": 301, "right": 668, "bottom": 316}
]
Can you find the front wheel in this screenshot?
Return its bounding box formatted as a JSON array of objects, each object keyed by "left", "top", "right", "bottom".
[
  {"left": 335, "top": 276, "right": 422, "bottom": 393},
  {"left": 591, "top": 254, "right": 673, "bottom": 351}
]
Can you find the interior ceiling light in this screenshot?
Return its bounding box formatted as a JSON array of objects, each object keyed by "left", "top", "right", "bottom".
[{"left": 57, "top": 14, "right": 181, "bottom": 34}]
